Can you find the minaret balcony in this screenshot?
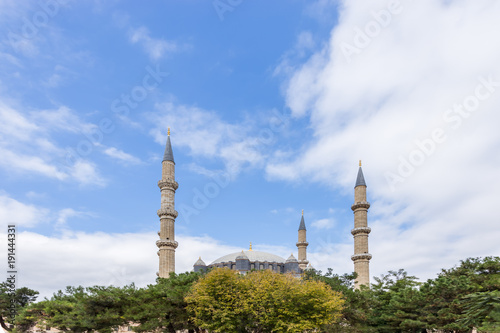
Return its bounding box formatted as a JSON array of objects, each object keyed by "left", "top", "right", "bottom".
[
  {"left": 296, "top": 241, "right": 309, "bottom": 247},
  {"left": 157, "top": 208, "right": 178, "bottom": 219},
  {"left": 351, "top": 253, "right": 372, "bottom": 261},
  {"left": 351, "top": 201, "right": 370, "bottom": 211},
  {"left": 351, "top": 227, "right": 371, "bottom": 236},
  {"left": 158, "top": 179, "right": 179, "bottom": 190},
  {"left": 156, "top": 239, "right": 179, "bottom": 249}
]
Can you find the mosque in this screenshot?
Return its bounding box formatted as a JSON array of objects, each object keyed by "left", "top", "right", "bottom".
[{"left": 156, "top": 130, "right": 372, "bottom": 288}]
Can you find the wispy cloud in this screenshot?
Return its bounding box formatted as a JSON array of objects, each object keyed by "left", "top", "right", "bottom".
[
  {"left": 56, "top": 208, "right": 93, "bottom": 228},
  {"left": 148, "top": 101, "right": 269, "bottom": 178},
  {"left": 0, "top": 100, "right": 105, "bottom": 186},
  {"left": 129, "top": 26, "right": 178, "bottom": 60},
  {"left": 103, "top": 147, "right": 142, "bottom": 165},
  {"left": 311, "top": 218, "right": 335, "bottom": 230}
]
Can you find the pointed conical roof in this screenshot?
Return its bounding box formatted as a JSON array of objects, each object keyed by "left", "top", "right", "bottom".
[
  {"left": 298, "top": 213, "right": 306, "bottom": 231},
  {"left": 194, "top": 257, "right": 206, "bottom": 266},
  {"left": 286, "top": 253, "right": 298, "bottom": 262},
  {"left": 163, "top": 131, "right": 174, "bottom": 162},
  {"left": 235, "top": 251, "right": 249, "bottom": 260},
  {"left": 355, "top": 167, "right": 366, "bottom": 187}
]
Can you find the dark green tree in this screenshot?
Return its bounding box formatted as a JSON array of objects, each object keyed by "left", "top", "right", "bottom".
[
  {"left": 0, "top": 282, "right": 38, "bottom": 331},
  {"left": 14, "top": 285, "right": 134, "bottom": 333},
  {"left": 461, "top": 290, "right": 500, "bottom": 331},
  {"left": 369, "top": 269, "right": 425, "bottom": 333},
  {"left": 127, "top": 271, "right": 203, "bottom": 333},
  {"left": 420, "top": 256, "right": 500, "bottom": 332}
]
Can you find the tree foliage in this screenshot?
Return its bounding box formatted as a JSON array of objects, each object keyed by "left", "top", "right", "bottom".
[
  {"left": 0, "top": 282, "right": 38, "bottom": 331},
  {"left": 10, "top": 256, "right": 500, "bottom": 333},
  {"left": 126, "top": 271, "right": 202, "bottom": 333},
  {"left": 186, "top": 268, "right": 344, "bottom": 333}
]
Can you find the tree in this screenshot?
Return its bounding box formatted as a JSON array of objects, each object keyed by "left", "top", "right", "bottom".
[
  {"left": 186, "top": 268, "right": 344, "bottom": 333},
  {"left": 303, "top": 269, "right": 375, "bottom": 332},
  {"left": 0, "top": 282, "right": 38, "bottom": 331},
  {"left": 369, "top": 269, "right": 426, "bottom": 333},
  {"left": 461, "top": 290, "right": 500, "bottom": 332},
  {"left": 420, "top": 256, "right": 500, "bottom": 332},
  {"left": 14, "top": 285, "right": 134, "bottom": 333},
  {"left": 127, "top": 272, "right": 202, "bottom": 333},
  {"left": 15, "top": 273, "right": 203, "bottom": 333}
]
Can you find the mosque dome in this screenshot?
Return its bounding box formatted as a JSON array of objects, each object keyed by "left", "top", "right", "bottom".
[{"left": 211, "top": 250, "right": 286, "bottom": 265}]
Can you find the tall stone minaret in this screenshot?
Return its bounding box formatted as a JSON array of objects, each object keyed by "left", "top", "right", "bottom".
[
  {"left": 351, "top": 161, "right": 372, "bottom": 288},
  {"left": 297, "top": 210, "right": 309, "bottom": 270},
  {"left": 156, "top": 128, "right": 179, "bottom": 278}
]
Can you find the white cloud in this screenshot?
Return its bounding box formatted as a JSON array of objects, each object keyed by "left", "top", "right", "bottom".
[
  {"left": 56, "top": 208, "right": 91, "bottom": 227},
  {"left": 0, "top": 100, "right": 105, "bottom": 186},
  {"left": 311, "top": 218, "right": 335, "bottom": 229},
  {"left": 7, "top": 230, "right": 247, "bottom": 299},
  {"left": 0, "top": 193, "right": 50, "bottom": 227},
  {"left": 268, "top": 0, "right": 500, "bottom": 279},
  {"left": 148, "top": 101, "right": 268, "bottom": 177},
  {"left": 103, "top": 147, "right": 142, "bottom": 165},
  {"left": 129, "top": 26, "right": 178, "bottom": 60}
]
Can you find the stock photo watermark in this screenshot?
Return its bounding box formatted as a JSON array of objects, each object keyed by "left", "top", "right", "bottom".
[
  {"left": 64, "top": 64, "right": 168, "bottom": 166},
  {"left": 7, "top": 0, "right": 68, "bottom": 51},
  {"left": 212, "top": 0, "right": 244, "bottom": 21},
  {"left": 385, "top": 75, "right": 499, "bottom": 191},
  {"left": 339, "top": 0, "right": 404, "bottom": 63},
  {"left": 6, "top": 225, "right": 17, "bottom": 322}
]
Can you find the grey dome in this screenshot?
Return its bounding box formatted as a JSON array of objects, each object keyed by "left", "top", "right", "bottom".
[{"left": 211, "top": 250, "right": 286, "bottom": 264}]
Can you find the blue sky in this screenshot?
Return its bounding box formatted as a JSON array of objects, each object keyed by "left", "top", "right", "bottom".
[{"left": 1, "top": 0, "right": 500, "bottom": 298}]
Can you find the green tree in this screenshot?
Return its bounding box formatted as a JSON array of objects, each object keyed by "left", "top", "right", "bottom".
[
  {"left": 127, "top": 272, "right": 202, "bottom": 333},
  {"left": 420, "top": 256, "right": 500, "bottom": 332},
  {"left": 187, "top": 268, "right": 344, "bottom": 333},
  {"left": 14, "top": 285, "right": 134, "bottom": 333},
  {"left": 0, "top": 282, "right": 38, "bottom": 331},
  {"left": 461, "top": 290, "right": 500, "bottom": 332},
  {"left": 369, "top": 269, "right": 425, "bottom": 333},
  {"left": 303, "top": 269, "right": 375, "bottom": 332}
]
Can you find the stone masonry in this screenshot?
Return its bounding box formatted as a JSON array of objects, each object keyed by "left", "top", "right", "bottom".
[
  {"left": 156, "top": 128, "right": 178, "bottom": 278},
  {"left": 351, "top": 161, "right": 372, "bottom": 288}
]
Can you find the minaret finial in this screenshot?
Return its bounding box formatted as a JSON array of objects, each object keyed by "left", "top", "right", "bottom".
[
  {"left": 249, "top": 242, "right": 253, "bottom": 251},
  {"left": 359, "top": 160, "right": 362, "bottom": 167},
  {"left": 302, "top": 209, "right": 304, "bottom": 216},
  {"left": 168, "top": 127, "right": 170, "bottom": 136}
]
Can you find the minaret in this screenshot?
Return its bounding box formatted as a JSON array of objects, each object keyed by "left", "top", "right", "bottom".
[
  {"left": 156, "top": 128, "right": 179, "bottom": 278},
  {"left": 351, "top": 161, "right": 372, "bottom": 288},
  {"left": 297, "top": 210, "right": 309, "bottom": 270}
]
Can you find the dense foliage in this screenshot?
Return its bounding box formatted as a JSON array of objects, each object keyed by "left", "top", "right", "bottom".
[
  {"left": 0, "top": 282, "right": 38, "bottom": 331},
  {"left": 186, "top": 268, "right": 344, "bottom": 332},
  {"left": 5, "top": 256, "right": 500, "bottom": 333}
]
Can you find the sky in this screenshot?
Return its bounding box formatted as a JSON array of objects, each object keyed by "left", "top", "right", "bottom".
[{"left": 1, "top": 0, "right": 500, "bottom": 299}]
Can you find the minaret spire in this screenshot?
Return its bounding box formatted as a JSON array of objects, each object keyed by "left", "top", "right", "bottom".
[
  {"left": 297, "top": 210, "right": 309, "bottom": 270},
  {"left": 156, "top": 128, "right": 179, "bottom": 278},
  {"left": 351, "top": 162, "right": 372, "bottom": 288},
  {"left": 163, "top": 128, "right": 174, "bottom": 162}
]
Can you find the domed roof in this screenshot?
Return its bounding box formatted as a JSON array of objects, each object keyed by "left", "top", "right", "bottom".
[{"left": 211, "top": 250, "right": 286, "bottom": 264}]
